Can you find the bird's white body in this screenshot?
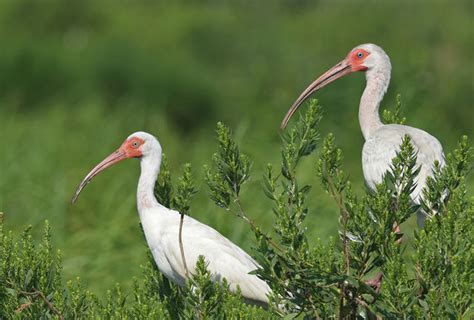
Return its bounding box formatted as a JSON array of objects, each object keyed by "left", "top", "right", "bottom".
[
  {"left": 356, "top": 44, "right": 445, "bottom": 226},
  {"left": 139, "top": 206, "right": 270, "bottom": 304},
  {"left": 362, "top": 124, "right": 444, "bottom": 225},
  {"left": 72, "top": 131, "right": 271, "bottom": 306},
  {"left": 281, "top": 43, "right": 446, "bottom": 227},
  {"left": 134, "top": 132, "right": 270, "bottom": 305}
]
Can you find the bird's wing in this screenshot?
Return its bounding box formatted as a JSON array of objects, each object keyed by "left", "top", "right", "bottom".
[
  {"left": 362, "top": 124, "right": 445, "bottom": 201},
  {"left": 159, "top": 213, "right": 271, "bottom": 304}
]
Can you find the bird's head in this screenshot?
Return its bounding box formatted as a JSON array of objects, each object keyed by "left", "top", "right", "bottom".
[
  {"left": 280, "top": 43, "right": 390, "bottom": 128},
  {"left": 347, "top": 43, "right": 390, "bottom": 72},
  {"left": 71, "top": 131, "right": 161, "bottom": 203},
  {"left": 122, "top": 131, "right": 162, "bottom": 159}
]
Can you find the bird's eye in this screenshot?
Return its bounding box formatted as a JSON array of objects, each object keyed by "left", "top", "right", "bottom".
[
  {"left": 131, "top": 141, "right": 140, "bottom": 148},
  {"left": 357, "top": 52, "right": 364, "bottom": 58}
]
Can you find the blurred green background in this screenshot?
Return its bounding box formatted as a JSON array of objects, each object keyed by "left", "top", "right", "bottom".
[{"left": 1, "top": 0, "right": 472, "bottom": 295}]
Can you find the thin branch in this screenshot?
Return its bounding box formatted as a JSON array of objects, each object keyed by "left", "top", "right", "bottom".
[
  {"left": 15, "top": 300, "right": 33, "bottom": 313},
  {"left": 325, "top": 175, "right": 351, "bottom": 320},
  {"left": 233, "top": 197, "right": 285, "bottom": 253},
  {"left": 19, "top": 289, "right": 64, "bottom": 320},
  {"left": 338, "top": 288, "right": 345, "bottom": 320},
  {"left": 178, "top": 211, "right": 190, "bottom": 278}
]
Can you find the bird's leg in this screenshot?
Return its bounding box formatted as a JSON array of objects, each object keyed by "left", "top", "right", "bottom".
[
  {"left": 366, "top": 272, "right": 383, "bottom": 294},
  {"left": 393, "top": 223, "right": 403, "bottom": 245},
  {"left": 366, "top": 223, "right": 402, "bottom": 293}
]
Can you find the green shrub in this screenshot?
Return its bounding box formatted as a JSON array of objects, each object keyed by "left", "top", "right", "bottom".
[
  {"left": 1, "top": 100, "right": 471, "bottom": 318},
  {"left": 0, "top": 215, "right": 267, "bottom": 319}
]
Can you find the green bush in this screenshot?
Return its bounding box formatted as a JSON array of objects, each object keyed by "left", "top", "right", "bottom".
[
  {"left": 2, "top": 0, "right": 472, "bottom": 295},
  {"left": 0, "top": 216, "right": 267, "bottom": 319},
  {"left": 1, "top": 102, "right": 472, "bottom": 318}
]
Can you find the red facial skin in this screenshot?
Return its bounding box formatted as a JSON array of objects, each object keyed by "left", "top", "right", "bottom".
[
  {"left": 120, "top": 137, "right": 144, "bottom": 158},
  {"left": 348, "top": 49, "right": 370, "bottom": 72}
]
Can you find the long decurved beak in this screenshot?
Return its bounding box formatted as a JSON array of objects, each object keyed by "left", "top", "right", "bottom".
[
  {"left": 72, "top": 149, "right": 127, "bottom": 203},
  {"left": 280, "top": 59, "right": 352, "bottom": 129}
]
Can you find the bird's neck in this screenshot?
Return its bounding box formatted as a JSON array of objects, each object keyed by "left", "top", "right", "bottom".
[
  {"left": 359, "top": 67, "right": 391, "bottom": 139},
  {"left": 137, "top": 152, "right": 161, "bottom": 213}
]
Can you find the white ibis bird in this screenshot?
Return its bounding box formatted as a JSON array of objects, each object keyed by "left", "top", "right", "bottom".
[
  {"left": 72, "top": 131, "right": 270, "bottom": 306},
  {"left": 281, "top": 44, "right": 445, "bottom": 227}
]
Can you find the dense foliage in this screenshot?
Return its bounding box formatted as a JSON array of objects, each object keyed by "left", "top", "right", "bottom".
[
  {"left": 2, "top": 101, "right": 471, "bottom": 318},
  {"left": 2, "top": 0, "right": 472, "bottom": 295},
  {"left": 0, "top": 217, "right": 268, "bottom": 319},
  {"left": 204, "top": 100, "right": 472, "bottom": 318}
]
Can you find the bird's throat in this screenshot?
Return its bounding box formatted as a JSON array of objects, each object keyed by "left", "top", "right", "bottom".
[
  {"left": 359, "top": 69, "right": 390, "bottom": 139},
  {"left": 137, "top": 156, "right": 161, "bottom": 212}
]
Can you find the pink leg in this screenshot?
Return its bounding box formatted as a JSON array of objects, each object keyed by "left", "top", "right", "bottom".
[
  {"left": 393, "top": 223, "right": 402, "bottom": 244},
  {"left": 365, "top": 224, "right": 402, "bottom": 293},
  {"left": 366, "top": 272, "right": 383, "bottom": 293}
]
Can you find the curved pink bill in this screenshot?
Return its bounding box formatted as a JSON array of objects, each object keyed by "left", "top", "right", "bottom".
[
  {"left": 71, "top": 150, "right": 127, "bottom": 204},
  {"left": 280, "top": 59, "right": 352, "bottom": 129}
]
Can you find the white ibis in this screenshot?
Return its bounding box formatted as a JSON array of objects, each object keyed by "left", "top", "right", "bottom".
[
  {"left": 72, "top": 131, "right": 271, "bottom": 306},
  {"left": 281, "top": 43, "right": 445, "bottom": 227}
]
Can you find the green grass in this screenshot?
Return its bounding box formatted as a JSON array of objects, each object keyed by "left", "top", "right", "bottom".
[{"left": 0, "top": 0, "right": 472, "bottom": 296}]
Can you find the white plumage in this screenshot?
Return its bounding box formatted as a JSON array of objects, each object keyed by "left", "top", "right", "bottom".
[
  {"left": 140, "top": 207, "right": 270, "bottom": 304},
  {"left": 72, "top": 131, "right": 270, "bottom": 306},
  {"left": 362, "top": 124, "right": 444, "bottom": 225},
  {"left": 281, "top": 44, "right": 445, "bottom": 226}
]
